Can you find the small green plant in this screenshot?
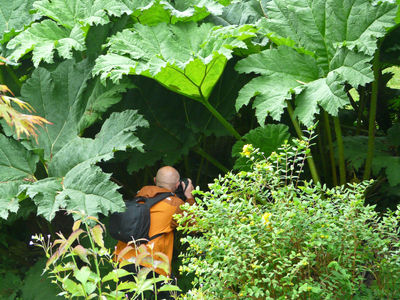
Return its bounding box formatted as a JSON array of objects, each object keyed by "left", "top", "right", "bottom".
[
  {"left": 176, "top": 133, "right": 400, "bottom": 299},
  {"left": 31, "top": 211, "right": 180, "bottom": 299}
]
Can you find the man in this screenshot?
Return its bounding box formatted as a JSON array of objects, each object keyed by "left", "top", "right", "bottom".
[{"left": 115, "top": 166, "right": 195, "bottom": 283}]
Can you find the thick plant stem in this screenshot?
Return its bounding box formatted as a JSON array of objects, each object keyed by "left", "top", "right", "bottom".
[
  {"left": 286, "top": 102, "right": 320, "bottom": 183},
  {"left": 356, "top": 86, "right": 366, "bottom": 135},
  {"left": 84, "top": 223, "right": 102, "bottom": 296},
  {"left": 364, "top": 51, "right": 380, "bottom": 180},
  {"left": 323, "top": 112, "right": 338, "bottom": 186},
  {"left": 201, "top": 97, "right": 241, "bottom": 140},
  {"left": 333, "top": 116, "right": 346, "bottom": 185},
  {"left": 317, "top": 127, "right": 329, "bottom": 183},
  {"left": 194, "top": 147, "right": 229, "bottom": 173}
]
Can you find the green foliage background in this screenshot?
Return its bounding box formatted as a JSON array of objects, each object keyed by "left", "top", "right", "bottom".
[{"left": 0, "top": 0, "right": 400, "bottom": 297}]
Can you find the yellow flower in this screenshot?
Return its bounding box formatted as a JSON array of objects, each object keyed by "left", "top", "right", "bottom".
[
  {"left": 241, "top": 144, "right": 253, "bottom": 157},
  {"left": 262, "top": 212, "right": 272, "bottom": 230},
  {"left": 262, "top": 212, "right": 271, "bottom": 223}
]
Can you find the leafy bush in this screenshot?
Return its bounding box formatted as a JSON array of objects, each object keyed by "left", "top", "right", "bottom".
[
  {"left": 31, "top": 212, "right": 180, "bottom": 299},
  {"left": 177, "top": 135, "right": 400, "bottom": 299}
]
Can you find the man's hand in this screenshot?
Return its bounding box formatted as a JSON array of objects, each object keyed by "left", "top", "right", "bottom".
[{"left": 183, "top": 178, "right": 194, "bottom": 200}]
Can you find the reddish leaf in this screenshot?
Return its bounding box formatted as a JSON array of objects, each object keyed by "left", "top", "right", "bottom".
[
  {"left": 46, "top": 229, "right": 84, "bottom": 269},
  {"left": 72, "top": 245, "right": 90, "bottom": 265},
  {"left": 90, "top": 225, "right": 104, "bottom": 248}
]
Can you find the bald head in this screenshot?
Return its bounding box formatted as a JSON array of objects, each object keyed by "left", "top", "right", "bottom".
[{"left": 155, "top": 166, "right": 180, "bottom": 191}]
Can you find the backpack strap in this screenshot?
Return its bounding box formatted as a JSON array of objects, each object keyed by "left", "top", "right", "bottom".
[
  {"left": 148, "top": 232, "right": 165, "bottom": 241},
  {"left": 133, "top": 192, "right": 174, "bottom": 242},
  {"left": 135, "top": 192, "right": 174, "bottom": 207}
]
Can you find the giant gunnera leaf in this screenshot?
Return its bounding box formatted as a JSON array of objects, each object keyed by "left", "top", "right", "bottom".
[
  {"left": 93, "top": 22, "right": 256, "bottom": 101},
  {"left": 7, "top": 19, "right": 86, "bottom": 67},
  {"left": 235, "top": 0, "right": 397, "bottom": 126},
  {"left": 6, "top": 0, "right": 228, "bottom": 66},
  {"left": 6, "top": 0, "right": 135, "bottom": 66},
  {"left": 20, "top": 59, "right": 132, "bottom": 160},
  {"left": 0, "top": 59, "right": 145, "bottom": 221},
  {"left": 20, "top": 109, "right": 148, "bottom": 221}
]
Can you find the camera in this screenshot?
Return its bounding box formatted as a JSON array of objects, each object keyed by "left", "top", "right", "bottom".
[{"left": 175, "top": 178, "right": 189, "bottom": 201}]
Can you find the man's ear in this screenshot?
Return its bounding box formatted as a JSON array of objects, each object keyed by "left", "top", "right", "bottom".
[
  {"left": 174, "top": 180, "right": 180, "bottom": 191},
  {"left": 154, "top": 177, "right": 157, "bottom": 185}
]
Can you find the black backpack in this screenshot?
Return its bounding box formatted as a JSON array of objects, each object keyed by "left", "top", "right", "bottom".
[{"left": 109, "top": 192, "right": 174, "bottom": 244}]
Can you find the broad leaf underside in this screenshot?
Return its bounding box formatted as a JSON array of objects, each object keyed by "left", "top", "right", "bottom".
[{"left": 93, "top": 22, "right": 256, "bottom": 101}]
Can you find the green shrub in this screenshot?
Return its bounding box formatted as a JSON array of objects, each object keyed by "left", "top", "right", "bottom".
[{"left": 177, "top": 135, "right": 400, "bottom": 299}]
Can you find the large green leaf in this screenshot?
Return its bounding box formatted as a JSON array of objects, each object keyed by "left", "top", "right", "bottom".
[
  {"left": 20, "top": 60, "right": 91, "bottom": 159},
  {"left": 6, "top": 0, "right": 228, "bottom": 65},
  {"left": 118, "top": 63, "right": 243, "bottom": 173},
  {"left": 294, "top": 73, "right": 349, "bottom": 127},
  {"left": 34, "top": 0, "right": 225, "bottom": 27},
  {"left": 6, "top": 59, "right": 143, "bottom": 220},
  {"left": 56, "top": 164, "right": 124, "bottom": 218},
  {"left": 20, "top": 59, "right": 129, "bottom": 160},
  {"left": 6, "top": 0, "right": 133, "bottom": 66},
  {"left": 20, "top": 109, "right": 147, "bottom": 220},
  {"left": 235, "top": 46, "right": 322, "bottom": 124},
  {"left": 7, "top": 20, "right": 86, "bottom": 67},
  {"left": 0, "top": 0, "right": 39, "bottom": 44},
  {"left": 235, "top": 0, "right": 394, "bottom": 126},
  {"left": 261, "top": 0, "right": 396, "bottom": 70},
  {"left": 48, "top": 110, "right": 148, "bottom": 177},
  {"left": 0, "top": 134, "right": 38, "bottom": 182},
  {"left": 232, "top": 124, "right": 291, "bottom": 170},
  {"left": 32, "top": 0, "right": 132, "bottom": 28},
  {"left": 93, "top": 22, "right": 256, "bottom": 101}
]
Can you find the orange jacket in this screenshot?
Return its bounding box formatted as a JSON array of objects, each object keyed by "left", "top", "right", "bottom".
[{"left": 114, "top": 186, "right": 195, "bottom": 275}]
